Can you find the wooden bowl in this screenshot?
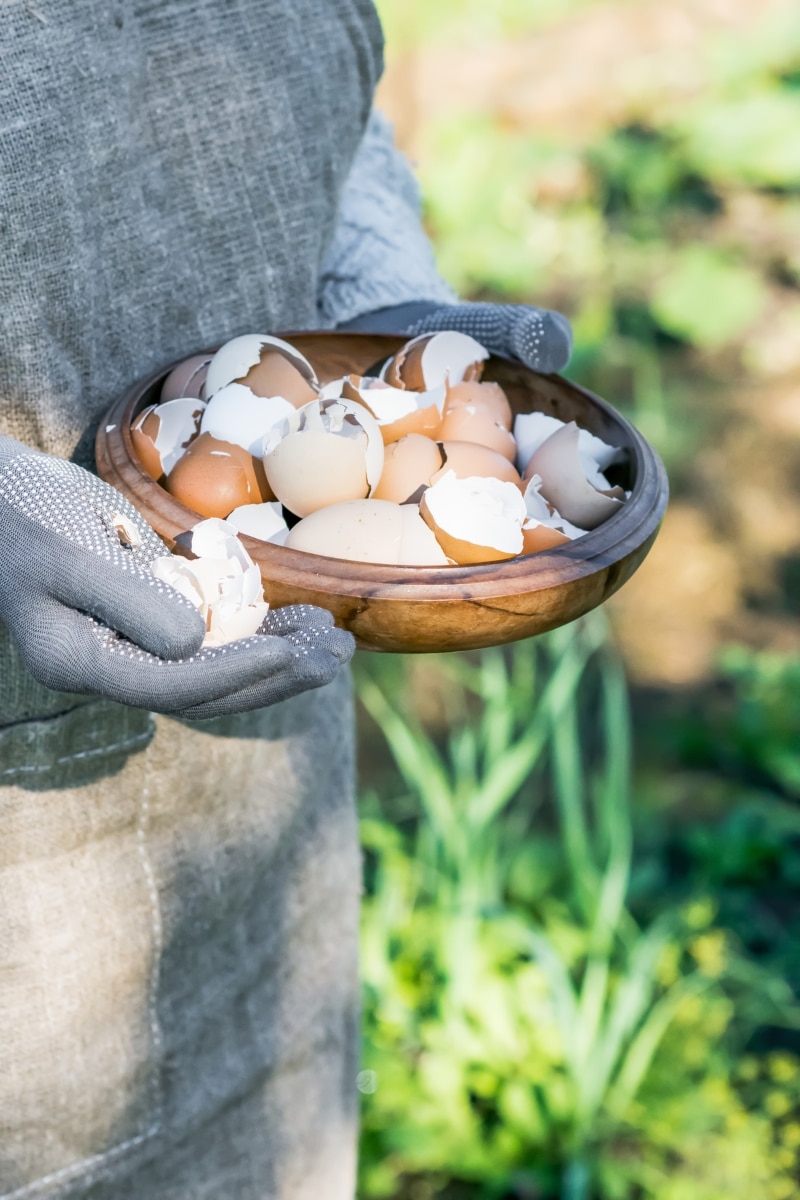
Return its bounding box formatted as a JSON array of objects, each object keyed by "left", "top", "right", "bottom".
[{"left": 96, "top": 332, "right": 668, "bottom": 653}]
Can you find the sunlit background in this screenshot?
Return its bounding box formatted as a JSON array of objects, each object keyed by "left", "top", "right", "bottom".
[{"left": 353, "top": 1, "right": 800, "bottom": 1197}]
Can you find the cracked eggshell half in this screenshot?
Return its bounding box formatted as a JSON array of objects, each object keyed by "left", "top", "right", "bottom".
[
  {"left": 160, "top": 353, "right": 213, "bottom": 403},
  {"left": 204, "top": 334, "right": 319, "bottom": 407},
  {"left": 383, "top": 331, "right": 489, "bottom": 390},
  {"left": 200, "top": 383, "right": 295, "bottom": 455},
  {"left": 420, "top": 470, "right": 526, "bottom": 564},
  {"left": 354, "top": 377, "right": 445, "bottom": 443},
  {"left": 263, "top": 396, "right": 384, "bottom": 518},
  {"left": 285, "top": 499, "right": 450, "bottom": 566},
  {"left": 131, "top": 397, "right": 206, "bottom": 480},
  {"left": 526, "top": 421, "right": 626, "bottom": 530}
]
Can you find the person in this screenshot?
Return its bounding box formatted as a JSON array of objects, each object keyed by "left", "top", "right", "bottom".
[{"left": 0, "top": 2, "right": 571, "bottom": 1196}]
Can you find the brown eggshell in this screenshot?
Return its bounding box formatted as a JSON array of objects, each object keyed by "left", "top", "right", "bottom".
[
  {"left": 371, "top": 435, "right": 444, "bottom": 503},
  {"left": 166, "top": 433, "right": 273, "bottom": 518},
  {"left": 160, "top": 354, "right": 213, "bottom": 403},
  {"left": 420, "top": 493, "right": 519, "bottom": 565},
  {"left": 522, "top": 521, "right": 571, "bottom": 555},
  {"left": 385, "top": 332, "right": 487, "bottom": 391},
  {"left": 131, "top": 406, "right": 165, "bottom": 481},
  {"left": 434, "top": 441, "right": 522, "bottom": 488},
  {"left": 239, "top": 350, "right": 319, "bottom": 408},
  {"left": 437, "top": 405, "right": 518, "bottom": 462},
  {"left": 443, "top": 380, "right": 513, "bottom": 431}
]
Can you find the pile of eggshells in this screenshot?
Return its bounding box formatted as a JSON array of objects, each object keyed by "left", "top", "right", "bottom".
[{"left": 131, "top": 331, "right": 629, "bottom": 570}]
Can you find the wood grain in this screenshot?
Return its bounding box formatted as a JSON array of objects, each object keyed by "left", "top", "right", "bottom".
[{"left": 95, "top": 332, "right": 669, "bottom": 652}]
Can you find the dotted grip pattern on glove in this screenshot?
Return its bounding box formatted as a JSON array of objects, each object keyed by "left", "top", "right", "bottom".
[{"left": 0, "top": 439, "right": 354, "bottom": 718}]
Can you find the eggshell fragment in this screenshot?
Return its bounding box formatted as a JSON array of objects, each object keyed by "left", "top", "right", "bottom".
[
  {"left": 263, "top": 397, "right": 384, "bottom": 518},
  {"left": 513, "top": 412, "right": 565, "bottom": 473},
  {"left": 166, "top": 433, "right": 273, "bottom": 517},
  {"left": 420, "top": 471, "right": 526, "bottom": 564},
  {"left": 160, "top": 354, "right": 213, "bottom": 403},
  {"left": 521, "top": 519, "right": 571, "bottom": 554},
  {"left": 371, "top": 434, "right": 444, "bottom": 503},
  {"left": 515, "top": 411, "right": 627, "bottom": 480},
  {"left": 204, "top": 334, "right": 319, "bottom": 403},
  {"left": 434, "top": 442, "right": 522, "bottom": 488},
  {"left": 527, "top": 422, "right": 626, "bottom": 530},
  {"left": 523, "top": 474, "right": 588, "bottom": 540},
  {"left": 438, "top": 404, "right": 517, "bottom": 462},
  {"left": 200, "top": 383, "right": 295, "bottom": 455},
  {"left": 225, "top": 501, "right": 289, "bottom": 544},
  {"left": 443, "top": 380, "right": 513, "bottom": 431},
  {"left": 150, "top": 517, "right": 269, "bottom": 646},
  {"left": 383, "top": 332, "right": 489, "bottom": 391},
  {"left": 285, "top": 499, "right": 450, "bottom": 566},
  {"left": 131, "top": 397, "right": 206, "bottom": 479},
  {"left": 354, "top": 377, "right": 445, "bottom": 443}
]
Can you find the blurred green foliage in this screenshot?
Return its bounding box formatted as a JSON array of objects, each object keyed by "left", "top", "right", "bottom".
[
  {"left": 355, "top": 627, "right": 800, "bottom": 1200},
  {"left": 358, "top": 2, "right": 800, "bottom": 1196}
]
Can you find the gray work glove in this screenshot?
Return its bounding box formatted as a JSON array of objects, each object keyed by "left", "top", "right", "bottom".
[
  {"left": 0, "top": 437, "right": 354, "bottom": 719},
  {"left": 340, "top": 299, "right": 573, "bottom": 375}
]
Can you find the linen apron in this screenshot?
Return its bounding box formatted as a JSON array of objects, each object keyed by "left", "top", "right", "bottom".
[{"left": 0, "top": 1, "right": 383, "bottom": 1195}]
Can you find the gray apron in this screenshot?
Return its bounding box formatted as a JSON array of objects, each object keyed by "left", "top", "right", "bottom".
[{"left": 0, "top": 1, "right": 382, "bottom": 1194}]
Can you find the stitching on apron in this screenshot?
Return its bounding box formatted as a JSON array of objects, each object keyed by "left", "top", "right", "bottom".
[
  {"left": 0, "top": 733, "right": 165, "bottom": 1199},
  {"left": 0, "top": 726, "right": 153, "bottom": 779}
]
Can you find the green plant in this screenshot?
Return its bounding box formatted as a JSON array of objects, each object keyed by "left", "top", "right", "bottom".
[{"left": 355, "top": 620, "right": 800, "bottom": 1199}]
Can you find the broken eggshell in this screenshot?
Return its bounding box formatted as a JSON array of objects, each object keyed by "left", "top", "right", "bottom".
[
  {"left": 204, "top": 334, "right": 319, "bottom": 406},
  {"left": 526, "top": 421, "right": 626, "bottom": 530},
  {"left": 200, "top": 383, "right": 295, "bottom": 455},
  {"left": 382, "top": 331, "right": 489, "bottom": 391},
  {"left": 160, "top": 354, "right": 213, "bottom": 403},
  {"left": 263, "top": 396, "right": 384, "bottom": 518},
  {"left": 225, "top": 501, "right": 289, "bottom": 544},
  {"left": 150, "top": 517, "right": 269, "bottom": 646},
  {"left": 420, "top": 470, "right": 527, "bottom": 565},
  {"left": 131, "top": 397, "right": 206, "bottom": 480},
  {"left": 285, "top": 498, "right": 450, "bottom": 566},
  {"left": 350, "top": 376, "right": 445, "bottom": 444}
]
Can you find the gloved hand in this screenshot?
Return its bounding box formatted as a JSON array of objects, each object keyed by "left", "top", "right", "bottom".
[
  {"left": 339, "top": 299, "right": 573, "bottom": 376},
  {"left": 0, "top": 437, "right": 354, "bottom": 720}
]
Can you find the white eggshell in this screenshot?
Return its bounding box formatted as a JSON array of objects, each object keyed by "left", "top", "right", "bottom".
[
  {"left": 386, "top": 331, "right": 489, "bottom": 390},
  {"left": 144, "top": 397, "right": 206, "bottom": 475},
  {"left": 513, "top": 412, "right": 565, "bottom": 472},
  {"left": 420, "top": 471, "right": 526, "bottom": 564},
  {"left": 225, "top": 501, "right": 289, "bottom": 543},
  {"left": 200, "top": 384, "right": 295, "bottom": 456},
  {"left": 526, "top": 422, "right": 625, "bottom": 530},
  {"left": 204, "top": 334, "right": 318, "bottom": 400},
  {"left": 523, "top": 474, "right": 588, "bottom": 540},
  {"left": 357, "top": 378, "right": 445, "bottom": 442},
  {"left": 150, "top": 517, "right": 268, "bottom": 646}
]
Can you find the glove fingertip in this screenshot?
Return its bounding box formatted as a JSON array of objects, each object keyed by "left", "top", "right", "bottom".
[{"left": 513, "top": 309, "right": 573, "bottom": 374}]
